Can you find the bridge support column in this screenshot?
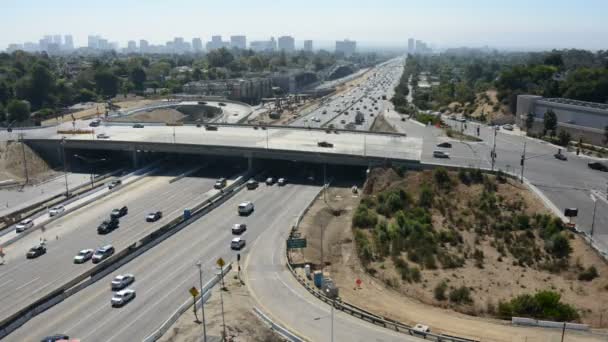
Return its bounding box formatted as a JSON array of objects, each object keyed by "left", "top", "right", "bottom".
[
  {"left": 247, "top": 155, "right": 253, "bottom": 172},
  {"left": 132, "top": 149, "right": 139, "bottom": 168}
]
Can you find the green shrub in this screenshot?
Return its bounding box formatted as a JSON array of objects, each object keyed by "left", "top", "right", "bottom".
[
  {"left": 434, "top": 167, "right": 452, "bottom": 190},
  {"left": 578, "top": 266, "right": 599, "bottom": 281},
  {"left": 449, "top": 286, "right": 473, "bottom": 304},
  {"left": 547, "top": 233, "right": 572, "bottom": 259},
  {"left": 353, "top": 206, "right": 378, "bottom": 228},
  {"left": 497, "top": 290, "right": 579, "bottom": 321},
  {"left": 458, "top": 169, "right": 471, "bottom": 185},
  {"left": 434, "top": 281, "right": 448, "bottom": 301},
  {"left": 418, "top": 184, "right": 434, "bottom": 208},
  {"left": 354, "top": 230, "right": 373, "bottom": 264}
]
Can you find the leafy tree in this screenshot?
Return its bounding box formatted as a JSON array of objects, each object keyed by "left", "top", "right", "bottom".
[
  {"left": 6, "top": 99, "right": 30, "bottom": 122},
  {"left": 543, "top": 109, "right": 558, "bottom": 136},
  {"left": 543, "top": 52, "right": 564, "bottom": 68},
  {"left": 548, "top": 233, "right": 572, "bottom": 259},
  {"left": 525, "top": 113, "right": 535, "bottom": 131},
  {"left": 0, "top": 81, "right": 10, "bottom": 105},
  {"left": 76, "top": 88, "right": 97, "bottom": 103},
  {"left": 557, "top": 129, "right": 571, "bottom": 147},
  {"left": 28, "top": 62, "right": 56, "bottom": 109},
  {"left": 0, "top": 103, "right": 6, "bottom": 122},
  {"left": 129, "top": 66, "right": 146, "bottom": 90},
  {"left": 418, "top": 184, "right": 434, "bottom": 208},
  {"left": 94, "top": 70, "right": 120, "bottom": 98},
  {"left": 207, "top": 48, "right": 234, "bottom": 68}
]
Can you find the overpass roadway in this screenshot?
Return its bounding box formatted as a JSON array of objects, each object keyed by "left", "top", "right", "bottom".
[
  {"left": 6, "top": 180, "right": 324, "bottom": 342},
  {"left": 23, "top": 125, "right": 422, "bottom": 167},
  {"left": 0, "top": 166, "right": 231, "bottom": 323}
]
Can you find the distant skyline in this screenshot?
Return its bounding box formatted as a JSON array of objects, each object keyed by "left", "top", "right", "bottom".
[{"left": 2, "top": 0, "right": 607, "bottom": 51}]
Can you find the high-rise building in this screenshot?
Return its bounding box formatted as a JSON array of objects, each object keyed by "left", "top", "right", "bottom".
[
  {"left": 139, "top": 39, "right": 149, "bottom": 53},
  {"left": 249, "top": 37, "right": 276, "bottom": 52},
  {"left": 88, "top": 35, "right": 99, "bottom": 49},
  {"left": 303, "top": 40, "right": 313, "bottom": 52},
  {"left": 192, "top": 38, "right": 203, "bottom": 52},
  {"left": 230, "top": 35, "right": 247, "bottom": 49},
  {"left": 53, "top": 35, "right": 62, "bottom": 46},
  {"left": 64, "top": 35, "right": 74, "bottom": 50},
  {"left": 408, "top": 38, "right": 415, "bottom": 53},
  {"left": 335, "top": 39, "right": 356, "bottom": 57},
  {"left": 277, "top": 36, "right": 295, "bottom": 52},
  {"left": 206, "top": 35, "right": 229, "bottom": 50},
  {"left": 127, "top": 40, "right": 137, "bottom": 52}
]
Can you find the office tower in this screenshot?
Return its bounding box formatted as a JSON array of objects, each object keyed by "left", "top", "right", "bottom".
[
  {"left": 304, "top": 40, "right": 313, "bottom": 52},
  {"left": 277, "top": 36, "right": 295, "bottom": 52},
  {"left": 53, "top": 35, "right": 62, "bottom": 45},
  {"left": 139, "top": 39, "right": 149, "bottom": 53},
  {"left": 127, "top": 40, "right": 137, "bottom": 52},
  {"left": 192, "top": 38, "right": 203, "bottom": 52},
  {"left": 335, "top": 39, "right": 356, "bottom": 57},
  {"left": 64, "top": 35, "right": 74, "bottom": 50},
  {"left": 408, "top": 38, "right": 415, "bottom": 52},
  {"left": 230, "top": 35, "right": 247, "bottom": 50}
]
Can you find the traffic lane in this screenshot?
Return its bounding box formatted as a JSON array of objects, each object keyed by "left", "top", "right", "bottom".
[
  {"left": 8, "top": 181, "right": 321, "bottom": 342},
  {"left": 246, "top": 194, "right": 421, "bottom": 342},
  {"left": 0, "top": 172, "right": 221, "bottom": 319}
]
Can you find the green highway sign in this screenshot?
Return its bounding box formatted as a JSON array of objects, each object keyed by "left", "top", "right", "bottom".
[{"left": 287, "top": 238, "right": 307, "bottom": 249}]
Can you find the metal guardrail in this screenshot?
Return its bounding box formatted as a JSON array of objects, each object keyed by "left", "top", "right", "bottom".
[
  {"left": 143, "top": 264, "right": 233, "bottom": 342},
  {"left": 0, "top": 172, "right": 249, "bottom": 339},
  {"left": 285, "top": 187, "right": 479, "bottom": 342},
  {"left": 253, "top": 307, "right": 304, "bottom": 342}
]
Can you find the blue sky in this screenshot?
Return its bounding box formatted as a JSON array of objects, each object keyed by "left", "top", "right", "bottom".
[{"left": 2, "top": 0, "right": 607, "bottom": 50}]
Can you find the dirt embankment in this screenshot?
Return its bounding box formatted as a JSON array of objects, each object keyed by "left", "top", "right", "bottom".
[
  {"left": 449, "top": 90, "right": 513, "bottom": 124},
  {"left": 293, "top": 168, "right": 608, "bottom": 342},
  {"left": 0, "top": 141, "right": 55, "bottom": 184},
  {"left": 370, "top": 113, "right": 398, "bottom": 133},
  {"left": 159, "top": 269, "right": 282, "bottom": 342}
]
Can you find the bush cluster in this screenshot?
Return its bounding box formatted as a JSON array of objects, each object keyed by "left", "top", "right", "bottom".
[{"left": 498, "top": 291, "right": 579, "bottom": 322}]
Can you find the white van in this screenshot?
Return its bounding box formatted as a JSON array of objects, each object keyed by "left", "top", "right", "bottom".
[
  {"left": 238, "top": 201, "right": 254, "bottom": 216},
  {"left": 231, "top": 237, "right": 246, "bottom": 250}
]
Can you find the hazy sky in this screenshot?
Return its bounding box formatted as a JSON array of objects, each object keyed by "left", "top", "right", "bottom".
[{"left": 2, "top": 0, "right": 607, "bottom": 50}]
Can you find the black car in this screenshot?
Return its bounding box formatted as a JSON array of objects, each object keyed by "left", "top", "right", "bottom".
[
  {"left": 108, "top": 179, "right": 122, "bottom": 189},
  {"left": 98, "top": 218, "right": 119, "bottom": 234},
  {"left": 246, "top": 179, "right": 259, "bottom": 190},
  {"left": 554, "top": 153, "right": 567, "bottom": 161},
  {"left": 205, "top": 125, "right": 218, "bottom": 131},
  {"left": 437, "top": 142, "right": 452, "bottom": 148},
  {"left": 317, "top": 141, "right": 334, "bottom": 148},
  {"left": 146, "top": 211, "right": 162, "bottom": 222},
  {"left": 40, "top": 334, "right": 70, "bottom": 342},
  {"left": 588, "top": 162, "right": 608, "bottom": 172},
  {"left": 132, "top": 123, "right": 144, "bottom": 128},
  {"left": 27, "top": 245, "right": 46, "bottom": 259},
  {"left": 111, "top": 206, "right": 128, "bottom": 219}
]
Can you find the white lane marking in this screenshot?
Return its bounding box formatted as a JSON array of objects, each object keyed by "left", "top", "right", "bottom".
[
  {"left": 15, "top": 276, "right": 39, "bottom": 291},
  {"left": 0, "top": 279, "right": 13, "bottom": 288}
]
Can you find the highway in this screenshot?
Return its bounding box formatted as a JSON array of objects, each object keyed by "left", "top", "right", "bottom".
[
  {"left": 7, "top": 179, "right": 322, "bottom": 342},
  {"left": 0, "top": 164, "right": 235, "bottom": 323},
  {"left": 290, "top": 58, "right": 404, "bottom": 131},
  {"left": 245, "top": 188, "right": 422, "bottom": 342}
]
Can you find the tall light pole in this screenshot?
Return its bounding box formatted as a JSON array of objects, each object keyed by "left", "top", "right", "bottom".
[
  {"left": 520, "top": 141, "right": 527, "bottom": 183},
  {"left": 74, "top": 154, "right": 107, "bottom": 189},
  {"left": 590, "top": 193, "right": 598, "bottom": 238},
  {"left": 490, "top": 127, "right": 497, "bottom": 171},
  {"left": 196, "top": 262, "right": 207, "bottom": 342},
  {"left": 61, "top": 137, "right": 69, "bottom": 197}
]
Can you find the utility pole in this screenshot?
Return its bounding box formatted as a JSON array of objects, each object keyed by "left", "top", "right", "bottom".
[
  {"left": 19, "top": 133, "right": 29, "bottom": 185},
  {"left": 218, "top": 266, "right": 227, "bottom": 340},
  {"left": 196, "top": 262, "right": 207, "bottom": 342},
  {"left": 61, "top": 138, "right": 69, "bottom": 198},
  {"left": 520, "top": 141, "right": 527, "bottom": 183},
  {"left": 561, "top": 321, "right": 566, "bottom": 342},
  {"left": 590, "top": 193, "right": 598, "bottom": 237},
  {"left": 331, "top": 297, "right": 335, "bottom": 342},
  {"left": 491, "top": 127, "right": 497, "bottom": 171}
]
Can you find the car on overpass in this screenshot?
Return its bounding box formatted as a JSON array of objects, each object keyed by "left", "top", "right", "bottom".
[
  {"left": 15, "top": 218, "right": 34, "bottom": 233},
  {"left": 246, "top": 179, "right": 258, "bottom": 190},
  {"left": 73, "top": 249, "right": 94, "bottom": 264},
  {"left": 278, "top": 178, "right": 287, "bottom": 186},
  {"left": 111, "top": 288, "right": 136, "bottom": 307},
  {"left": 108, "top": 179, "right": 122, "bottom": 189},
  {"left": 436, "top": 142, "right": 452, "bottom": 148},
  {"left": 96, "top": 133, "right": 110, "bottom": 139},
  {"left": 588, "top": 162, "right": 608, "bottom": 172},
  {"left": 26, "top": 244, "right": 46, "bottom": 259},
  {"left": 214, "top": 178, "right": 227, "bottom": 189},
  {"left": 49, "top": 205, "right": 65, "bottom": 217},
  {"left": 433, "top": 150, "right": 450, "bottom": 158}
]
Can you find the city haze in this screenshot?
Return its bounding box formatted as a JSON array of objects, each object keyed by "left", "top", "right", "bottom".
[{"left": 2, "top": 0, "right": 607, "bottom": 50}]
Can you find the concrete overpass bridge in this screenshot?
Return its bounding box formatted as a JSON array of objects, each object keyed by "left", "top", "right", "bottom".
[{"left": 22, "top": 124, "right": 422, "bottom": 170}]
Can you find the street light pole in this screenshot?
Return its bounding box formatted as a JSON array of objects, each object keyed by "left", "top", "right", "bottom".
[
  {"left": 61, "top": 138, "right": 69, "bottom": 198},
  {"left": 196, "top": 262, "right": 207, "bottom": 342},
  {"left": 491, "top": 127, "right": 497, "bottom": 171},
  {"left": 590, "top": 194, "right": 598, "bottom": 238},
  {"left": 331, "top": 297, "right": 335, "bottom": 342},
  {"left": 520, "top": 141, "right": 527, "bottom": 183}
]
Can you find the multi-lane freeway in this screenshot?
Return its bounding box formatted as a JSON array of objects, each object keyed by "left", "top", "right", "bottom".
[
  {"left": 0, "top": 164, "right": 236, "bottom": 323},
  {"left": 7, "top": 179, "right": 322, "bottom": 341},
  {"left": 290, "top": 58, "right": 404, "bottom": 130}
]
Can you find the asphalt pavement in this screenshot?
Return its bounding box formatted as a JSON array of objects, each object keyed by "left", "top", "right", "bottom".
[
  {"left": 0, "top": 166, "right": 232, "bottom": 323},
  {"left": 6, "top": 179, "right": 322, "bottom": 342}
]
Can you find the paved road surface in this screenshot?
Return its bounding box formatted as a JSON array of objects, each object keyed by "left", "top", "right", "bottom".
[
  {"left": 7, "top": 180, "right": 322, "bottom": 342},
  {"left": 0, "top": 166, "right": 232, "bottom": 322}
]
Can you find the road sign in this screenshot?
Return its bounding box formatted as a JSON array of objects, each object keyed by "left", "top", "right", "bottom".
[
  {"left": 287, "top": 238, "right": 307, "bottom": 249},
  {"left": 189, "top": 286, "right": 199, "bottom": 297},
  {"left": 216, "top": 257, "right": 225, "bottom": 268}
]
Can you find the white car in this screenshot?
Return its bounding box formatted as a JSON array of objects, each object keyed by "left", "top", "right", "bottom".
[
  {"left": 111, "top": 288, "right": 136, "bottom": 307},
  {"left": 15, "top": 218, "right": 34, "bottom": 233},
  {"left": 231, "top": 237, "right": 246, "bottom": 250},
  {"left": 413, "top": 323, "right": 431, "bottom": 334},
  {"left": 238, "top": 201, "right": 254, "bottom": 216},
  {"left": 97, "top": 133, "right": 110, "bottom": 139},
  {"left": 111, "top": 274, "right": 135, "bottom": 290},
  {"left": 277, "top": 178, "right": 287, "bottom": 186},
  {"left": 73, "top": 249, "right": 94, "bottom": 264},
  {"left": 49, "top": 205, "right": 65, "bottom": 217},
  {"left": 432, "top": 150, "right": 450, "bottom": 158}
]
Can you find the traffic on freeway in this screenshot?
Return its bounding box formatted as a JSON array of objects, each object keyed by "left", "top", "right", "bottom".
[{"left": 290, "top": 58, "right": 404, "bottom": 131}]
